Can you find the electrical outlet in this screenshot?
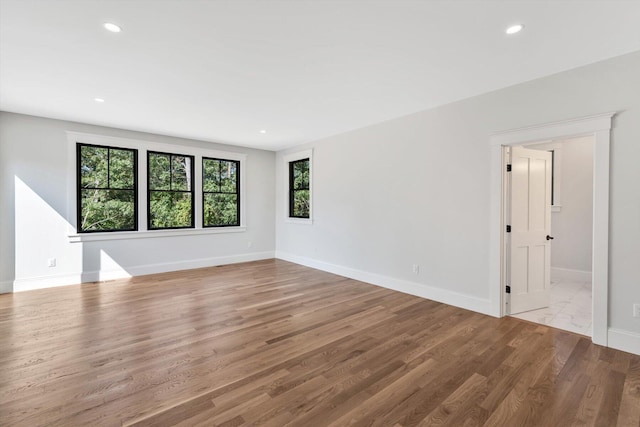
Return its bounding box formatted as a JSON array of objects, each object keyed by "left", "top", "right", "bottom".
[
  {"left": 633, "top": 304, "right": 640, "bottom": 318},
  {"left": 247, "top": 241, "right": 253, "bottom": 248},
  {"left": 47, "top": 258, "right": 56, "bottom": 268},
  {"left": 412, "top": 264, "right": 419, "bottom": 274}
]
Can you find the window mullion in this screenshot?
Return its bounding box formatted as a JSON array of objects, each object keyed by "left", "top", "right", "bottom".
[
  {"left": 107, "top": 148, "right": 111, "bottom": 189},
  {"left": 169, "top": 154, "right": 173, "bottom": 191}
]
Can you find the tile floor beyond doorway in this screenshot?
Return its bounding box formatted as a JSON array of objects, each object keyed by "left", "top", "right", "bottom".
[{"left": 511, "top": 277, "right": 592, "bottom": 336}]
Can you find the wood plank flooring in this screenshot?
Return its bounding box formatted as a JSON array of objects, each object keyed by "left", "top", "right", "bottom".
[{"left": 0, "top": 259, "right": 638, "bottom": 426}]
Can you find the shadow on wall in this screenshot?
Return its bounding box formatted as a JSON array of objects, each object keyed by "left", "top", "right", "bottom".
[{"left": 11, "top": 176, "right": 133, "bottom": 293}]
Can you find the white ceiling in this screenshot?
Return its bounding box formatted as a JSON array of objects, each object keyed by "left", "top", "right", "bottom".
[{"left": 1, "top": 1, "right": 639, "bottom": 151}]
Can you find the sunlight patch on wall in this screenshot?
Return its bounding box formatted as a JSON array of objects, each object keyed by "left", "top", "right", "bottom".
[
  {"left": 13, "top": 176, "right": 83, "bottom": 291},
  {"left": 97, "top": 249, "right": 132, "bottom": 281}
]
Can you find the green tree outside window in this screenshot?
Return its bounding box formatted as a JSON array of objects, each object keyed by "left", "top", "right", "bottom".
[
  {"left": 203, "top": 158, "right": 240, "bottom": 227},
  {"left": 289, "top": 158, "right": 310, "bottom": 218},
  {"left": 77, "top": 143, "right": 137, "bottom": 232},
  {"left": 148, "top": 151, "right": 194, "bottom": 229}
]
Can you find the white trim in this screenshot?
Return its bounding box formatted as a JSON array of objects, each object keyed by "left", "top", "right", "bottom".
[
  {"left": 591, "top": 128, "right": 611, "bottom": 346},
  {"left": 551, "top": 267, "right": 592, "bottom": 284},
  {"left": 104, "top": 251, "right": 274, "bottom": 279},
  {"left": 14, "top": 272, "right": 86, "bottom": 292},
  {"left": 13, "top": 251, "right": 275, "bottom": 292},
  {"left": 0, "top": 280, "right": 12, "bottom": 294},
  {"left": 66, "top": 131, "right": 247, "bottom": 235},
  {"left": 276, "top": 251, "right": 494, "bottom": 316},
  {"left": 499, "top": 146, "right": 510, "bottom": 317},
  {"left": 490, "top": 112, "right": 615, "bottom": 146},
  {"left": 283, "top": 149, "right": 313, "bottom": 224},
  {"left": 68, "top": 226, "right": 246, "bottom": 243},
  {"left": 489, "top": 112, "right": 614, "bottom": 346},
  {"left": 608, "top": 328, "right": 640, "bottom": 356}
]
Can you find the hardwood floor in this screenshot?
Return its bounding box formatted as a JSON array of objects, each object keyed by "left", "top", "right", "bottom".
[{"left": 0, "top": 259, "right": 638, "bottom": 426}]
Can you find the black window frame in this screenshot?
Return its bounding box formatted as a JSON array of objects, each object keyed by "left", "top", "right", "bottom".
[
  {"left": 76, "top": 142, "right": 138, "bottom": 233},
  {"left": 202, "top": 157, "right": 241, "bottom": 228},
  {"left": 289, "top": 158, "right": 310, "bottom": 219},
  {"left": 147, "top": 150, "right": 195, "bottom": 230}
]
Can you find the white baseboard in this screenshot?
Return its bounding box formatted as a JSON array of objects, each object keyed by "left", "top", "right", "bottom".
[
  {"left": 608, "top": 328, "right": 640, "bottom": 356},
  {"left": 275, "top": 251, "right": 494, "bottom": 316},
  {"left": 551, "top": 267, "right": 592, "bottom": 283},
  {"left": 13, "top": 251, "right": 275, "bottom": 292},
  {"left": 124, "top": 251, "right": 274, "bottom": 278},
  {"left": 13, "top": 273, "right": 84, "bottom": 292},
  {"left": 0, "top": 280, "right": 13, "bottom": 294}
]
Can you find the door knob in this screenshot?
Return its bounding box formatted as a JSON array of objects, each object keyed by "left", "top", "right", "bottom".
[{"left": 546, "top": 235, "right": 554, "bottom": 240}]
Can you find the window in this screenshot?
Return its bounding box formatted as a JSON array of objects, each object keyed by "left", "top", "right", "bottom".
[
  {"left": 77, "top": 143, "right": 138, "bottom": 233},
  {"left": 70, "top": 132, "right": 247, "bottom": 241},
  {"left": 289, "top": 158, "right": 310, "bottom": 218},
  {"left": 148, "top": 151, "right": 194, "bottom": 230},
  {"left": 283, "top": 149, "right": 312, "bottom": 223},
  {"left": 202, "top": 157, "right": 240, "bottom": 227}
]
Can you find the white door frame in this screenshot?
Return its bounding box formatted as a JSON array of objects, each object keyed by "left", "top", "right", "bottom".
[{"left": 489, "top": 112, "right": 615, "bottom": 346}]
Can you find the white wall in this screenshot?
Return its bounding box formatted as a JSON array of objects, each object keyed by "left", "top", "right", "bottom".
[
  {"left": 0, "top": 112, "right": 276, "bottom": 292},
  {"left": 275, "top": 51, "right": 640, "bottom": 336},
  {"left": 551, "top": 137, "right": 594, "bottom": 274},
  {"left": 529, "top": 136, "right": 594, "bottom": 275}
]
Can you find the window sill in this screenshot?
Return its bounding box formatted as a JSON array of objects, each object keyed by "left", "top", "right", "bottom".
[
  {"left": 68, "top": 226, "right": 246, "bottom": 243},
  {"left": 285, "top": 218, "right": 313, "bottom": 225}
]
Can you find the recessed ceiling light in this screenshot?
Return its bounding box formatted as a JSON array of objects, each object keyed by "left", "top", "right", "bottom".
[
  {"left": 260, "top": 130, "right": 267, "bottom": 134},
  {"left": 506, "top": 24, "right": 524, "bottom": 35},
  {"left": 103, "top": 22, "right": 122, "bottom": 33},
  {"left": 94, "top": 98, "right": 105, "bottom": 103}
]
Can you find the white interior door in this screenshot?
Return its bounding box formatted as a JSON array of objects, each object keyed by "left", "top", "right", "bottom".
[{"left": 509, "top": 146, "right": 552, "bottom": 314}]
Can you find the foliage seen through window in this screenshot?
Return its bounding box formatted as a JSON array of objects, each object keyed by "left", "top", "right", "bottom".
[
  {"left": 78, "top": 144, "right": 137, "bottom": 232},
  {"left": 289, "top": 158, "right": 310, "bottom": 218},
  {"left": 148, "top": 151, "right": 194, "bottom": 229},
  {"left": 203, "top": 158, "right": 240, "bottom": 227}
]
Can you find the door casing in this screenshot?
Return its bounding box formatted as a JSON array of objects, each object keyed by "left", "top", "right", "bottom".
[{"left": 489, "top": 112, "right": 614, "bottom": 347}]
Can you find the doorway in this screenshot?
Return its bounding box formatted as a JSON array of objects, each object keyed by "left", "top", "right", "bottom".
[
  {"left": 507, "top": 136, "right": 594, "bottom": 336},
  {"left": 489, "top": 112, "right": 614, "bottom": 347}
]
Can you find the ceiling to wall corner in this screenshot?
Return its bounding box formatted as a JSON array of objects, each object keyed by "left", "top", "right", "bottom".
[{"left": 1, "top": 0, "right": 639, "bottom": 151}]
